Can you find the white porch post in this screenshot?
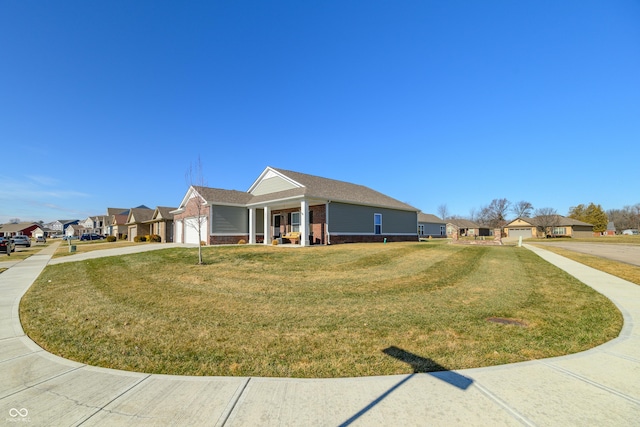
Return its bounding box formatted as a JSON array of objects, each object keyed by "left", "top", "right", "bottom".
[
  {"left": 300, "top": 199, "right": 309, "bottom": 247},
  {"left": 249, "top": 208, "right": 256, "bottom": 244},
  {"left": 263, "top": 206, "right": 271, "bottom": 245}
]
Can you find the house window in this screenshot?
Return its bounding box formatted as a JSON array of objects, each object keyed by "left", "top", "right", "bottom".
[
  {"left": 418, "top": 225, "right": 424, "bottom": 235},
  {"left": 291, "top": 212, "right": 301, "bottom": 232},
  {"left": 374, "top": 213, "right": 382, "bottom": 234},
  {"left": 553, "top": 227, "right": 566, "bottom": 236},
  {"left": 440, "top": 225, "right": 446, "bottom": 236}
]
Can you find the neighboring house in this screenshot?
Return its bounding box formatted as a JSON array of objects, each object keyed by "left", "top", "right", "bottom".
[
  {"left": 44, "top": 219, "right": 79, "bottom": 235},
  {"left": 504, "top": 216, "right": 594, "bottom": 239},
  {"left": 65, "top": 223, "right": 86, "bottom": 238},
  {"left": 79, "top": 216, "right": 108, "bottom": 234},
  {"left": 600, "top": 221, "right": 616, "bottom": 236},
  {"left": 418, "top": 213, "right": 446, "bottom": 238},
  {"left": 106, "top": 207, "right": 129, "bottom": 239},
  {"left": 125, "top": 207, "right": 155, "bottom": 241},
  {"left": 173, "top": 167, "right": 420, "bottom": 246},
  {"left": 0, "top": 222, "right": 42, "bottom": 237},
  {"left": 147, "top": 206, "right": 177, "bottom": 242},
  {"left": 446, "top": 219, "right": 490, "bottom": 238}
]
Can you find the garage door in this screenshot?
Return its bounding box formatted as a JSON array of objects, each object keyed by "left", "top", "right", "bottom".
[
  {"left": 184, "top": 217, "right": 208, "bottom": 245},
  {"left": 509, "top": 228, "right": 532, "bottom": 238}
]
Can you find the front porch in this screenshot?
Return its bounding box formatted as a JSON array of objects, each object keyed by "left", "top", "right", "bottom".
[{"left": 248, "top": 200, "right": 327, "bottom": 247}]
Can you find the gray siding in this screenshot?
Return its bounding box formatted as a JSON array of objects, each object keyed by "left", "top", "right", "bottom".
[
  {"left": 251, "top": 176, "right": 297, "bottom": 196},
  {"left": 419, "top": 222, "right": 446, "bottom": 236},
  {"left": 212, "top": 206, "right": 248, "bottom": 234},
  {"left": 328, "top": 202, "right": 417, "bottom": 234}
]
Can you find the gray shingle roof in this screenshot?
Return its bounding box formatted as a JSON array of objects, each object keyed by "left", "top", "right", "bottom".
[
  {"left": 193, "top": 168, "right": 417, "bottom": 212},
  {"left": 418, "top": 213, "right": 445, "bottom": 223}
]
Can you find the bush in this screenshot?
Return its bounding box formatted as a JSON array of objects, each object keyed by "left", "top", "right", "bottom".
[
  {"left": 272, "top": 239, "right": 278, "bottom": 245},
  {"left": 238, "top": 239, "right": 246, "bottom": 245},
  {"left": 150, "top": 234, "right": 162, "bottom": 242},
  {"left": 106, "top": 235, "right": 117, "bottom": 242},
  {"left": 133, "top": 235, "right": 146, "bottom": 242}
]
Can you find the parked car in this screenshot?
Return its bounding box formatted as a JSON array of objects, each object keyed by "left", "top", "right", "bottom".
[
  {"left": 63, "top": 235, "right": 78, "bottom": 240},
  {"left": 80, "top": 233, "right": 105, "bottom": 241},
  {"left": 11, "top": 235, "right": 31, "bottom": 247},
  {"left": 0, "top": 237, "right": 16, "bottom": 253},
  {"left": 622, "top": 229, "right": 639, "bottom": 235},
  {"left": 36, "top": 235, "right": 46, "bottom": 243}
]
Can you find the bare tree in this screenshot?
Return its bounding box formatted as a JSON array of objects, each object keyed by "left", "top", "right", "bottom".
[
  {"left": 479, "top": 198, "right": 511, "bottom": 228},
  {"left": 511, "top": 201, "right": 534, "bottom": 218},
  {"left": 533, "top": 207, "right": 559, "bottom": 238},
  {"left": 437, "top": 204, "right": 450, "bottom": 221},
  {"left": 185, "top": 157, "right": 208, "bottom": 265},
  {"left": 9, "top": 218, "right": 20, "bottom": 224}
]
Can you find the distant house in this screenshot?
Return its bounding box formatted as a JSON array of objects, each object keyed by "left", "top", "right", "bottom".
[
  {"left": 147, "top": 206, "right": 177, "bottom": 242},
  {"left": 65, "top": 223, "right": 86, "bottom": 239},
  {"left": 173, "top": 167, "right": 420, "bottom": 246},
  {"left": 106, "top": 208, "right": 129, "bottom": 239},
  {"left": 79, "top": 216, "right": 109, "bottom": 235},
  {"left": 504, "top": 216, "right": 594, "bottom": 239},
  {"left": 125, "top": 207, "right": 155, "bottom": 241},
  {"left": 418, "top": 213, "right": 446, "bottom": 238},
  {"left": 0, "top": 222, "right": 41, "bottom": 238},
  {"left": 45, "top": 219, "right": 79, "bottom": 235},
  {"left": 446, "top": 219, "right": 490, "bottom": 238},
  {"left": 600, "top": 221, "right": 616, "bottom": 236}
]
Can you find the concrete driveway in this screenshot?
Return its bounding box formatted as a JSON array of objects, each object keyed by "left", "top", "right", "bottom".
[{"left": 534, "top": 241, "right": 640, "bottom": 266}]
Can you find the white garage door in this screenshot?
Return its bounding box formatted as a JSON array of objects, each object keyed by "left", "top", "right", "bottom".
[
  {"left": 184, "top": 217, "right": 208, "bottom": 245},
  {"left": 509, "top": 228, "right": 532, "bottom": 238}
]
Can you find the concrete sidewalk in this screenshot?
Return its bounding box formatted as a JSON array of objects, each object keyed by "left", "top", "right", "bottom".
[{"left": 1, "top": 243, "right": 639, "bottom": 425}]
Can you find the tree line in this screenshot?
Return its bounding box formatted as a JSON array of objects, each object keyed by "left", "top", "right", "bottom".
[{"left": 437, "top": 200, "right": 640, "bottom": 233}]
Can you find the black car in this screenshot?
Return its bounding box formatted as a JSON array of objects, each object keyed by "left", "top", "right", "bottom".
[
  {"left": 80, "top": 233, "right": 105, "bottom": 241},
  {"left": 0, "top": 237, "right": 16, "bottom": 253}
]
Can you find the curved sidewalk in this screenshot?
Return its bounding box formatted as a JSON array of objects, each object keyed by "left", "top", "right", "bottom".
[{"left": 0, "top": 243, "right": 638, "bottom": 426}]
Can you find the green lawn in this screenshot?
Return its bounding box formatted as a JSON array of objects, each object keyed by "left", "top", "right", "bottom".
[{"left": 20, "top": 242, "right": 622, "bottom": 378}]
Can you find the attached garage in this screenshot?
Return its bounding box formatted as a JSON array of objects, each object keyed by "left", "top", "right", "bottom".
[
  {"left": 175, "top": 220, "right": 183, "bottom": 243},
  {"left": 184, "top": 217, "right": 208, "bottom": 245},
  {"left": 508, "top": 228, "right": 533, "bottom": 238}
]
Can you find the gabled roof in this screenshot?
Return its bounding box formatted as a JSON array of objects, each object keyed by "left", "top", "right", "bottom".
[
  {"left": 149, "top": 206, "right": 178, "bottom": 222},
  {"left": 418, "top": 213, "right": 445, "bottom": 224},
  {"left": 107, "top": 208, "right": 127, "bottom": 216},
  {"left": 447, "top": 218, "right": 486, "bottom": 229},
  {"left": 505, "top": 216, "right": 594, "bottom": 228},
  {"left": 126, "top": 207, "right": 154, "bottom": 225},
  {"left": 0, "top": 222, "right": 41, "bottom": 233},
  {"left": 249, "top": 167, "right": 417, "bottom": 211}
]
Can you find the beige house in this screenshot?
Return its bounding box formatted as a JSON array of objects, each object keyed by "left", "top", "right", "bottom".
[
  {"left": 504, "top": 216, "right": 594, "bottom": 239},
  {"left": 125, "top": 207, "right": 154, "bottom": 241},
  {"left": 146, "top": 206, "right": 176, "bottom": 242},
  {"left": 446, "top": 219, "right": 490, "bottom": 238}
]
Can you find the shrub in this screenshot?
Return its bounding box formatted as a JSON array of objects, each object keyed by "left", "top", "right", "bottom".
[
  {"left": 106, "top": 235, "right": 117, "bottom": 242},
  {"left": 238, "top": 239, "right": 246, "bottom": 245},
  {"left": 150, "top": 234, "right": 162, "bottom": 242},
  {"left": 272, "top": 239, "right": 278, "bottom": 245},
  {"left": 133, "top": 235, "right": 146, "bottom": 242},
  {"left": 200, "top": 241, "right": 206, "bottom": 246}
]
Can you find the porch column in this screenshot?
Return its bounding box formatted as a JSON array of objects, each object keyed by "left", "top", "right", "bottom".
[
  {"left": 263, "top": 206, "right": 271, "bottom": 245},
  {"left": 300, "top": 199, "right": 309, "bottom": 247},
  {"left": 248, "top": 207, "right": 256, "bottom": 244}
]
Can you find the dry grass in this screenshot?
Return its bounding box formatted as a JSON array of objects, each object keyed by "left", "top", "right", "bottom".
[
  {"left": 532, "top": 245, "right": 640, "bottom": 286},
  {"left": 20, "top": 242, "right": 621, "bottom": 378}
]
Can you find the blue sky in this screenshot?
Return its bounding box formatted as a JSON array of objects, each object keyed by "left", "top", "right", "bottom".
[{"left": 1, "top": 1, "right": 639, "bottom": 224}]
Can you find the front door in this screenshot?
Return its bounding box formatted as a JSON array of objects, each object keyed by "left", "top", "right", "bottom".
[{"left": 273, "top": 214, "right": 282, "bottom": 237}]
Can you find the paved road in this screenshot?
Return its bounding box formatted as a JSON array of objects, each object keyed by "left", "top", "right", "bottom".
[
  {"left": 1, "top": 242, "right": 639, "bottom": 426},
  {"left": 534, "top": 242, "right": 640, "bottom": 266}
]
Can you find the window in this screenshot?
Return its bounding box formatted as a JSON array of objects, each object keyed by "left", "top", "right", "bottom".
[
  {"left": 291, "top": 212, "right": 301, "bottom": 232},
  {"left": 418, "top": 225, "right": 424, "bottom": 235},
  {"left": 374, "top": 213, "right": 382, "bottom": 234},
  {"left": 552, "top": 227, "right": 566, "bottom": 236},
  {"left": 440, "top": 225, "right": 446, "bottom": 236}
]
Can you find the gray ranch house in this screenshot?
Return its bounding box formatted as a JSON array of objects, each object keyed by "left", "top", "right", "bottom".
[
  {"left": 173, "top": 167, "right": 420, "bottom": 246},
  {"left": 418, "top": 213, "right": 447, "bottom": 238}
]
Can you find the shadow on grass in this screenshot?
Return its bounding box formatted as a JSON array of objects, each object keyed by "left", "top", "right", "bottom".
[{"left": 339, "top": 346, "right": 473, "bottom": 427}]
